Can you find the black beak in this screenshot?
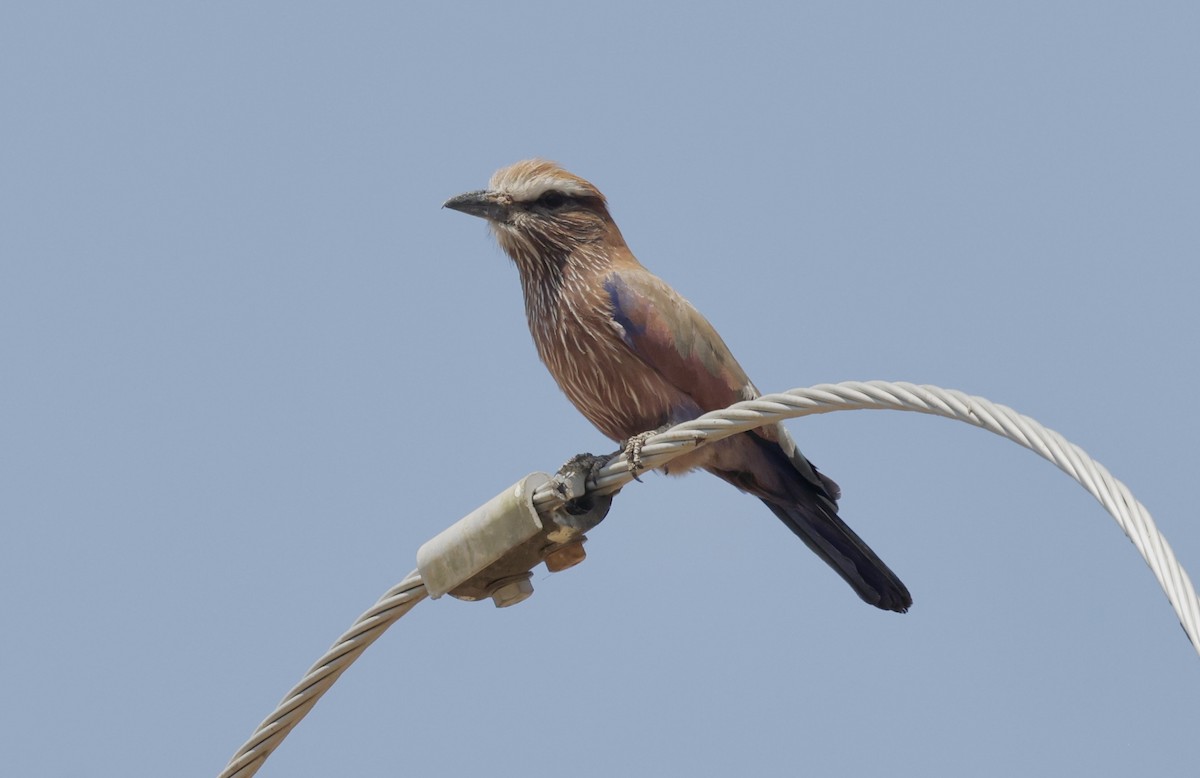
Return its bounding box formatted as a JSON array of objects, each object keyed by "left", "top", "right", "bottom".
[{"left": 443, "top": 189, "right": 507, "bottom": 221}]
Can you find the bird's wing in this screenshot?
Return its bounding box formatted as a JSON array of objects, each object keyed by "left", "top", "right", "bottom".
[
  {"left": 603, "top": 268, "right": 753, "bottom": 414},
  {"left": 603, "top": 267, "right": 842, "bottom": 501}
]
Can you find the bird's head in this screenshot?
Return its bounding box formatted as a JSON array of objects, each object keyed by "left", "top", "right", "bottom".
[{"left": 444, "top": 160, "right": 625, "bottom": 274}]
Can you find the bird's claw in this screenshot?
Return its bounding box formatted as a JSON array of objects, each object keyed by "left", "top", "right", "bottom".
[{"left": 623, "top": 427, "right": 667, "bottom": 481}]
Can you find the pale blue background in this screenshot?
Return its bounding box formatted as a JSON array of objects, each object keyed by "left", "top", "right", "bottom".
[{"left": 3, "top": 3, "right": 1198, "bottom": 776}]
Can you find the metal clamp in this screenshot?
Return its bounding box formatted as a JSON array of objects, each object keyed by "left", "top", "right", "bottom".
[{"left": 416, "top": 469, "right": 612, "bottom": 607}]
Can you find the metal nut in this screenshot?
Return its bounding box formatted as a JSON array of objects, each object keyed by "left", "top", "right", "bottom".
[
  {"left": 544, "top": 540, "right": 587, "bottom": 573},
  {"left": 490, "top": 575, "right": 534, "bottom": 608}
]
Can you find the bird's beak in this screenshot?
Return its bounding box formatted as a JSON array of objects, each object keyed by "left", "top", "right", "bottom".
[{"left": 443, "top": 189, "right": 508, "bottom": 222}]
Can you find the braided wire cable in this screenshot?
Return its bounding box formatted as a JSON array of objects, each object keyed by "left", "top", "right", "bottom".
[
  {"left": 532, "top": 380, "right": 1200, "bottom": 654},
  {"left": 219, "top": 571, "right": 428, "bottom": 778},
  {"left": 221, "top": 380, "right": 1199, "bottom": 776}
]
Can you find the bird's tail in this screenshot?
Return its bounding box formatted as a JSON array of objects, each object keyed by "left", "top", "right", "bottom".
[
  {"left": 707, "top": 432, "right": 912, "bottom": 613},
  {"left": 760, "top": 496, "right": 912, "bottom": 613}
]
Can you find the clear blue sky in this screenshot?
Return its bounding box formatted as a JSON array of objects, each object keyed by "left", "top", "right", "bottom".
[{"left": 2, "top": 3, "right": 1198, "bottom": 776}]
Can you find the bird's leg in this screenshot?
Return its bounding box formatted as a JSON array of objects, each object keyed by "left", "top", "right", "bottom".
[
  {"left": 552, "top": 453, "right": 615, "bottom": 531},
  {"left": 622, "top": 423, "right": 673, "bottom": 481}
]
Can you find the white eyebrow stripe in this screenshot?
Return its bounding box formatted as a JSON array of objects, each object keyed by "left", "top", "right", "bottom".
[
  {"left": 503, "top": 176, "right": 593, "bottom": 202},
  {"left": 488, "top": 160, "right": 603, "bottom": 204}
]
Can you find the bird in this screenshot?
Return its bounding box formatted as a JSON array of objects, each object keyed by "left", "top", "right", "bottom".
[{"left": 444, "top": 160, "right": 911, "bottom": 612}]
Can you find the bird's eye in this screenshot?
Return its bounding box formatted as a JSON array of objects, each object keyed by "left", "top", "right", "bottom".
[{"left": 537, "top": 190, "right": 566, "bottom": 210}]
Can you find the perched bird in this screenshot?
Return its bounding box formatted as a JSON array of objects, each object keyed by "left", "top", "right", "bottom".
[{"left": 444, "top": 160, "right": 911, "bottom": 612}]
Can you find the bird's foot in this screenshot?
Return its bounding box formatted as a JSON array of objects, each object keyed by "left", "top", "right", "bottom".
[
  {"left": 622, "top": 424, "right": 672, "bottom": 481},
  {"left": 552, "top": 453, "right": 614, "bottom": 531}
]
